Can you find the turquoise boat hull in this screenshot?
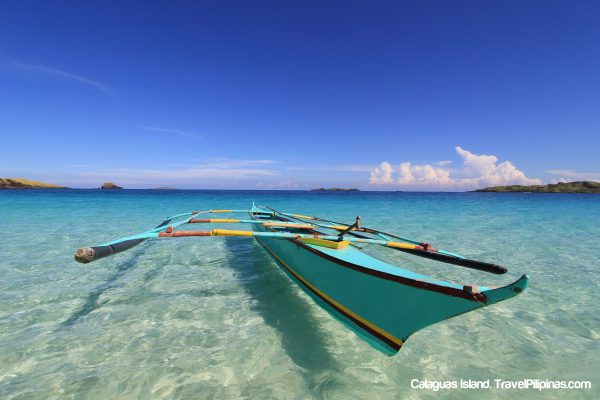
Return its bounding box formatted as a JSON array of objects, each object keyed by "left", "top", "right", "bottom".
[{"left": 250, "top": 208, "right": 528, "bottom": 355}]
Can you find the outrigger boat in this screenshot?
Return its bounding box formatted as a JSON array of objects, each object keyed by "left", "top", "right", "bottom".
[{"left": 75, "top": 204, "right": 528, "bottom": 355}]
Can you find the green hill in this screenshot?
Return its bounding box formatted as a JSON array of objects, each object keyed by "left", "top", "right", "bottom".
[{"left": 474, "top": 181, "right": 600, "bottom": 193}]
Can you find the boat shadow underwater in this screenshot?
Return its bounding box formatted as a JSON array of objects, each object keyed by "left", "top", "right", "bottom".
[
  {"left": 60, "top": 245, "right": 152, "bottom": 328},
  {"left": 63, "top": 236, "right": 339, "bottom": 377},
  {"left": 221, "top": 236, "right": 339, "bottom": 373}
]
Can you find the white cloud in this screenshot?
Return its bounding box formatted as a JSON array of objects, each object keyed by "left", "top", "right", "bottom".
[
  {"left": 78, "top": 159, "right": 279, "bottom": 185},
  {"left": 545, "top": 169, "right": 600, "bottom": 182},
  {"left": 286, "top": 164, "right": 374, "bottom": 172},
  {"left": 275, "top": 180, "right": 299, "bottom": 188},
  {"left": 1, "top": 58, "right": 112, "bottom": 93},
  {"left": 454, "top": 146, "right": 540, "bottom": 186},
  {"left": 199, "top": 159, "right": 276, "bottom": 168},
  {"left": 256, "top": 180, "right": 300, "bottom": 188},
  {"left": 332, "top": 164, "right": 375, "bottom": 172},
  {"left": 397, "top": 162, "right": 451, "bottom": 185},
  {"left": 369, "top": 161, "right": 394, "bottom": 184},
  {"left": 369, "top": 147, "right": 541, "bottom": 190},
  {"left": 138, "top": 125, "right": 202, "bottom": 140}
]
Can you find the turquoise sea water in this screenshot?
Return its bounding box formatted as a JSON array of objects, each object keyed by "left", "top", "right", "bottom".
[{"left": 1, "top": 190, "right": 599, "bottom": 399}]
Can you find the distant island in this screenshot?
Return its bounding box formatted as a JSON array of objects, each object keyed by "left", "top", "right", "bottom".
[
  {"left": 474, "top": 181, "right": 600, "bottom": 194},
  {"left": 0, "top": 178, "right": 68, "bottom": 189},
  {"left": 100, "top": 182, "right": 124, "bottom": 190},
  {"left": 310, "top": 188, "right": 360, "bottom": 192}
]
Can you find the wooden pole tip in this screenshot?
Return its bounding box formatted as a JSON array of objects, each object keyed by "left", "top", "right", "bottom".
[{"left": 75, "top": 247, "right": 95, "bottom": 263}]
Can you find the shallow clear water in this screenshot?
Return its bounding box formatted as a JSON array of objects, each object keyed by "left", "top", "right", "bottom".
[{"left": 1, "top": 190, "right": 598, "bottom": 399}]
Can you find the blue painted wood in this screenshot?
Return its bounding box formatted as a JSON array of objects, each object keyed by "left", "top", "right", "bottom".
[
  {"left": 76, "top": 203, "right": 528, "bottom": 354},
  {"left": 249, "top": 205, "right": 528, "bottom": 355}
]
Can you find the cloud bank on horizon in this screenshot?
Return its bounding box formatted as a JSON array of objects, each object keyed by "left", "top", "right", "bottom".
[
  {"left": 369, "top": 147, "right": 542, "bottom": 190},
  {"left": 25, "top": 147, "right": 594, "bottom": 190},
  {"left": 49, "top": 149, "right": 577, "bottom": 189}
]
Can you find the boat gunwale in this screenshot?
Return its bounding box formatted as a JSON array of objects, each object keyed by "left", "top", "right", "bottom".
[
  {"left": 249, "top": 210, "right": 488, "bottom": 303},
  {"left": 288, "top": 238, "right": 487, "bottom": 302}
]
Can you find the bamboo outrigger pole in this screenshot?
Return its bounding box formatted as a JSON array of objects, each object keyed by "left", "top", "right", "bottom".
[
  {"left": 75, "top": 209, "right": 507, "bottom": 274},
  {"left": 74, "top": 209, "right": 249, "bottom": 264}
]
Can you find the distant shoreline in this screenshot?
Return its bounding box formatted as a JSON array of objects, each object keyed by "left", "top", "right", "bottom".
[
  {"left": 0, "top": 178, "right": 68, "bottom": 189},
  {"left": 2, "top": 178, "right": 598, "bottom": 193},
  {"left": 473, "top": 181, "right": 599, "bottom": 194},
  {"left": 310, "top": 188, "right": 360, "bottom": 192},
  {"left": 3, "top": 188, "right": 599, "bottom": 194}
]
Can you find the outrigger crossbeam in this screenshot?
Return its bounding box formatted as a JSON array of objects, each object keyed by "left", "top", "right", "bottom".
[{"left": 75, "top": 207, "right": 507, "bottom": 274}]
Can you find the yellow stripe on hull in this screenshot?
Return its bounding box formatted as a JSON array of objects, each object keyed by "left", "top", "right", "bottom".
[{"left": 259, "top": 238, "right": 404, "bottom": 349}]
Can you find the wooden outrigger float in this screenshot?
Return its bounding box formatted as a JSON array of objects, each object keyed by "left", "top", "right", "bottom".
[{"left": 75, "top": 204, "right": 528, "bottom": 355}]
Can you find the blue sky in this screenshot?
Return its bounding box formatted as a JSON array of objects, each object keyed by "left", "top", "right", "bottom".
[{"left": 1, "top": 0, "right": 598, "bottom": 189}]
